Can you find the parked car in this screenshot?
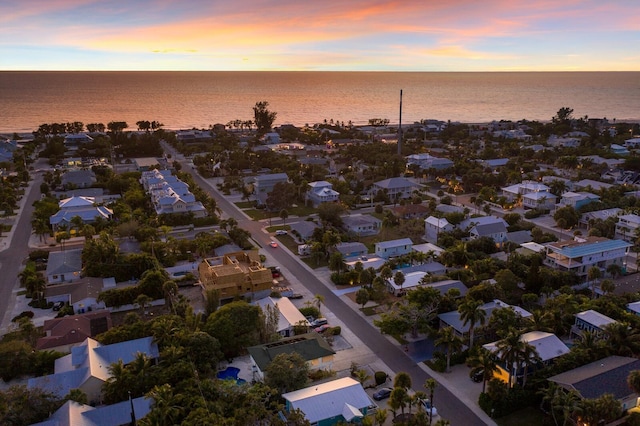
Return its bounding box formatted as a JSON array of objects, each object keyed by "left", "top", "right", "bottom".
[
  {"left": 289, "top": 293, "right": 303, "bottom": 299},
  {"left": 314, "top": 324, "right": 331, "bottom": 333},
  {"left": 471, "top": 370, "right": 484, "bottom": 383},
  {"left": 419, "top": 399, "right": 438, "bottom": 417},
  {"left": 275, "top": 230, "right": 288, "bottom": 236},
  {"left": 311, "top": 318, "right": 328, "bottom": 327},
  {"left": 52, "top": 301, "right": 65, "bottom": 311},
  {"left": 373, "top": 388, "right": 393, "bottom": 401}
]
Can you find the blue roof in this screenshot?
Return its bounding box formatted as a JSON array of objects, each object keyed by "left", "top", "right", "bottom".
[
  {"left": 549, "top": 239, "right": 631, "bottom": 258},
  {"left": 376, "top": 238, "right": 413, "bottom": 249}
]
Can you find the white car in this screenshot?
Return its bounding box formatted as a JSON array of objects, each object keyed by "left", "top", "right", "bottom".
[
  {"left": 275, "top": 230, "right": 288, "bottom": 236},
  {"left": 420, "top": 399, "right": 438, "bottom": 417}
]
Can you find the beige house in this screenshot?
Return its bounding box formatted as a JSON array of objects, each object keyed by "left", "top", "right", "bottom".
[
  {"left": 247, "top": 333, "right": 335, "bottom": 382},
  {"left": 199, "top": 250, "right": 273, "bottom": 301}
]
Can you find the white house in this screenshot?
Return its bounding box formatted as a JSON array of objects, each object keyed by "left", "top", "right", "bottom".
[
  {"left": 406, "top": 153, "right": 453, "bottom": 171},
  {"left": 375, "top": 238, "right": 413, "bottom": 259},
  {"left": 557, "top": 191, "right": 600, "bottom": 210},
  {"left": 140, "top": 169, "right": 207, "bottom": 217},
  {"left": 253, "top": 172, "right": 289, "bottom": 205},
  {"left": 615, "top": 214, "right": 640, "bottom": 242},
  {"left": 28, "top": 337, "right": 159, "bottom": 404},
  {"left": 501, "top": 181, "right": 550, "bottom": 203},
  {"left": 306, "top": 181, "right": 340, "bottom": 207},
  {"left": 424, "top": 216, "right": 454, "bottom": 244},
  {"left": 342, "top": 214, "right": 381, "bottom": 236},
  {"left": 254, "top": 296, "right": 310, "bottom": 337},
  {"left": 372, "top": 177, "right": 422, "bottom": 201},
  {"left": 544, "top": 236, "right": 631, "bottom": 280},
  {"left": 570, "top": 309, "right": 617, "bottom": 339},
  {"left": 282, "top": 377, "right": 374, "bottom": 426}
]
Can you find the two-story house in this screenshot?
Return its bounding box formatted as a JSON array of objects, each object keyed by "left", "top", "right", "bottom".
[
  {"left": 375, "top": 238, "right": 413, "bottom": 259},
  {"left": 198, "top": 250, "right": 274, "bottom": 302},
  {"left": 544, "top": 236, "right": 631, "bottom": 281},
  {"left": 306, "top": 181, "right": 340, "bottom": 207}
]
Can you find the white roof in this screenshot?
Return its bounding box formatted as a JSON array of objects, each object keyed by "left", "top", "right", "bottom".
[
  {"left": 425, "top": 216, "right": 451, "bottom": 228},
  {"left": 387, "top": 271, "right": 426, "bottom": 291},
  {"left": 627, "top": 301, "right": 640, "bottom": 315},
  {"left": 483, "top": 331, "right": 570, "bottom": 362},
  {"left": 576, "top": 310, "right": 617, "bottom": 329},
  {"left": 255, "top": 297, "right": 309, "bottom": 331},
  {"left": 283, "top": 377, "right": 372, "bottom": 424}
]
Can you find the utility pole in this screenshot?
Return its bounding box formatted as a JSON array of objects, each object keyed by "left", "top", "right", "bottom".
[{"left": 398, "top": 89, "right": 403, "bottom": 155}]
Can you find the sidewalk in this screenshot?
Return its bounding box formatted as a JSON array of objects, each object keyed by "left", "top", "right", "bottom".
[{"left": 0, "top": 177, "right": 36, "bottom": 253}]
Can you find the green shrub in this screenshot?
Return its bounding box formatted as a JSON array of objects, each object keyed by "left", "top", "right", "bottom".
[
  {"left": 374, "top": 371, "right": 389, "bottom": 386},
  {"left": 329, "top": 326, "right": 341, "bottom": 335},
  {"left": 299, "top": 306, "right": 319, "bottom": 319},
  {"left": 29, "top": 250, "right": 49, "bottom": 261},
  {"left": 11, "top": 311, "right": 34, "bottom": 322}
]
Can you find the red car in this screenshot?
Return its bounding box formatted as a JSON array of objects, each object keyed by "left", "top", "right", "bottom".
[{"left": 315, "top": 324, "right": 331, "bottom": 333}]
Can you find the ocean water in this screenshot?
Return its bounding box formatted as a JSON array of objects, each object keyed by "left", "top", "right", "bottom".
[{"left": 0, "top": 71, "right": 639, "bottom": 133}]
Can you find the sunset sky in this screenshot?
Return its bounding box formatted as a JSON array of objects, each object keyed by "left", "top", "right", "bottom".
[{"left": 1, "top": 0, "right": 638, "bottom": 71}]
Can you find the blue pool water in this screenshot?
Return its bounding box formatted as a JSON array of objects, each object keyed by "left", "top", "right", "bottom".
[{"left": 217, "top": 366, "right": 240, "bottom": 380}]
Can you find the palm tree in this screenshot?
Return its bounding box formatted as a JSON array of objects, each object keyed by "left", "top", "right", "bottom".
[
  {"left": 373, "top": 408, "right": 388, "bottom": 426},
  {"left": 393, "top": 271, "right": 405, "bottom": 295},
  {"left": 144, "top": 384, "right": 182, "bottom": 426},
  {"left": 467, "top": 347, "right": 499, "bottom": 393},
  {"left": 135, "top": 294, "right": 153, "bottom": 317},
  {"left": 495, "top": 329, "right": 525, "bottom": 388},
  {"left": 313, "top": 294, "right": 325, "bottom": 315},
  {"left": 606, "top": 263, "right": 623, "bottom": 280},
  {"left": 389, "top": 387, "right": 409, "bottom": 419},
  {"left": 600, "top": 279, "right": 615, "bottom": 295},
  {"left": 604, "top": 322, "right": 640, "bottom": 356},
  {"left": 424, "top": 378, "right": 437, "bottom": 425},
  {"left": 628, "top": 370, "right": 640, "bottom": 394},
  {"left": 524, "top": 309, "right": 553, "bottom": 333},
  {"left": 435, "top": 326, "right": 463, "bottom": 372},
  {"left": 393, "top": 371, "right": 412, "bottom": 391},
  {"left": 587, "top": 266, "right": 602, "bottom": 299},
  {"left": 520, "top": 342, "right": 541, "bottom": 387},
  {"left": 458, "top": 298, "right": 486, "bottom": 348},
  {"left": 279, "top": 209, "right": 289, "bottom": 227}
]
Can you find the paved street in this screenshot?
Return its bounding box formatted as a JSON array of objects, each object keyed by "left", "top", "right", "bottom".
[{"left": 165, "top": 142, "right": 494, "bottom": 425}]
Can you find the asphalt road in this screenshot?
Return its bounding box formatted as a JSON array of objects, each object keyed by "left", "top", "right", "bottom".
[
  {"left": 165, "top": 143, "right": 490, "bottom": 425},
  {"left": 0, "top": 170, "right": 44, "bottom": 330}
]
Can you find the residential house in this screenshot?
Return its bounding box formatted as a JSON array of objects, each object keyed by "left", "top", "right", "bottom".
[
  {"left": 405, "top": 153, "right": 453, "bottom": 171},
  {"left": 570, "top": 309, "right": 617, "bottom": 339},
  {"left": 391, "top": 203, "right": 430, "bottom": 219},
  {"left": 547, "top": 135, "right": 580, "bottom": 148},
  {"left": 478, "top": 158, "right": 509, "bottom": 171},
  {"left": 544, "top": 236, "right": 631, "bottom": 280},
  {"left": 290, "top": 221, "right": 320, "bottom": 242},
  {"left": 413, "top": 242, "right": 445, "bottom": 258},
  {"left": 0, "top": 139, "right": 17, "bottom": 162},
  {"left": 50, "top": 196, "right": 113, "bottom": 231},
  {"left": 483, "top": 331, "right": 570, "bottom": 386},
  {"left": 435, "top": 203, "right": 465, "bottom": 215},
  {"left": 580, "top": 208, "right": 621, "bottom": 229},
  {"left": 334, "top": 242, "right": 368, "bottom": 259},
  {"left": 254, "top": 297, "right": 310, "bottom": 337},
  {"left": 438, "top": 300, "right": 532, "bottom": 343},
  {"left": 63, "top": 133, "right": 93, "bottom": 148},
  {"left": 616, "top": 214, "right": 640, "bottom": 242},
  {"left": 44, "top": 277, "right": 106, "bottom": 314},
  {"left": 306, "top": 181, "right": 340, "bottom": 207},
  {"left": 141, "top": 169, "right": 207, "bottom": 217},
  {"left": 247, "top": 333, "right": 335, "bottom": 381},
  {"left": 375, "top": 238, "right": 413, "bottom": 259},
  {"left": 61, "top": 169, "right": 97, "bottom": 189},
  {"left": 253, "top": 172, "right": 289, "bottom": 205},
  {"left": 198, "top": 250, "right": 274, "bottom": 302},
  {"left": 28, "top": 337, "right": 159, "bottom": 403},
  {"left": 341, "top": 214, "right": 381, "bottom": 236},
  {"left": 522, "top": 191, "right": 556, "bottom": 210},
  {"left": 628, "top": 301, "right": 640, "bottom": 316},
  {"left": 36, "top": 310, "right": 112, "bottom": 352},
  {"left": 506, "top": 230, "right": 533, "bottom": 246},
  {"left": 424, "top": 216, "right": 454, "bottom": 244},
  {"left": 386, "top": 271, "right": 465, "bottom": 297},
  {"left": 611, "top": 144, "right": 631, "bottom": 156},
  {"left": 468, "top": 221, "right": 508, "bottom": 247},
  {"left": 31, "top": 397, "right": 152, "bottom": 426},
  {"left": 557, "top": 191, "right": 600, "bottom": 210},
  {"left": 282, "top": 377, "right": 374, "bottom": 426},
  {"left": 371, "top": 177, "right": 422, "bottom": 201},
  {"left": 46, "top": 249, "right": 83, "bottom": 284},
  {"left": 574, "top": 179, "right": 613, "bottom": 192},
  {"left": 625, "top": 137, "right": 640, "bottom": 149},
  {"left": 548, "top": 356, "right": 640, "bottom": 412},
  {"left": 501, "top": 181, "right": 550, "bottom": 203},
  {"left": 345, "top": 256, "right": 386, "bottom": 271},
  {"left": 426, "top": 279, "right": 468, "bottom": 298}
]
